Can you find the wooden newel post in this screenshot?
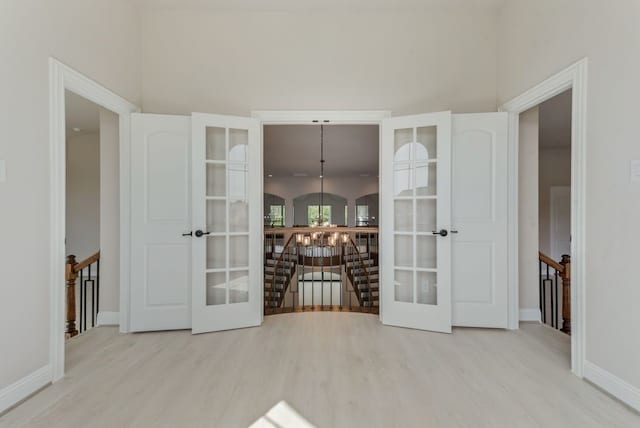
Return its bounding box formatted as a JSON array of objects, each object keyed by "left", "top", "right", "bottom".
[
  {"left": 559, "top": 254, "right": 571, "bottom": 334},
  {"left": 65, "top": 255, "right": 79, "bottom": 338}
]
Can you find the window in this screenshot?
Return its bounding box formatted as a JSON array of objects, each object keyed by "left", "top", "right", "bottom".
[
  {"left": 269, "top": 205, "right": 285, "bottom": 227},
  {"left": 356, "top": 205, "right": 369, "bottom": 226},
  {"left": 307, "top": 205, "right": 331, "bottom": 225}
]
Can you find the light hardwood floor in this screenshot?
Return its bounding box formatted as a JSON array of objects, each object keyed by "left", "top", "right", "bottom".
[{"left": 1, "top": 313, "right": 638, "bottom": 427}]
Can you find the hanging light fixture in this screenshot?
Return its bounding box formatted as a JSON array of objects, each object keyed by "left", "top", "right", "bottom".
[{"left": 319, "top": 124, "right": 326, "bottom": 226}]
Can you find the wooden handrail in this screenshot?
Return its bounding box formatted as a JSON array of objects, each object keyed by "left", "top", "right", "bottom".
[
  {"left": 65, "top": 251, "right": 100, "bottom": 338},
  {"left": 73, "top": 251, "right": 100, "bottom": 272},
  {"left": 538, "top": 251, "right": 564, "bottom": 272}
]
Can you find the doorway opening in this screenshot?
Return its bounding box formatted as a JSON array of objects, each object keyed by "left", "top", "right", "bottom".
[
  {"left": 262, "top": 124, "right": 380, "bottom": 314},
  {"left": 63, "top": 90, "right": 120, "bottom": 369},
  {"left": 519, "top": 90, "right": 573, "bottom": 347}
]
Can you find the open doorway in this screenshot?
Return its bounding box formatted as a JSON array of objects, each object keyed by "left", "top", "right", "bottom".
[
  {"left": 63, "top": 90, "right": 120, "bottom": 370},
  {"left": 518, "top": 89, "right": 573, "bottom": 362},
  {"left": 262, "top": 124, "right": 380, "bottom": 314}
]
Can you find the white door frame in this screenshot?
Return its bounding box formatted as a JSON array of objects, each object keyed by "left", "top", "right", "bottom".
[
  {"left": 49, "top": 58, "right": 139, "bottom": 382},
  {"left": 499, "top": 58, "right": 588, "bottom": 377},
  {"left": 251, "top": 111, "right": 390, "bottom": 319}
]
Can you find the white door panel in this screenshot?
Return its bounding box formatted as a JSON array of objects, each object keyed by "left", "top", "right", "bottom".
[
  {"left": 130, "top": 114, "right": 192, "bottom": 331},
  {"left": 451, "top": 113, "right": 508, "bottom": 328},
  {"left": 191, "top": 113, "right": 262, "bottom": 334},
  {"left": 380, "top": 111, "right": 452, "bottom": 333}
]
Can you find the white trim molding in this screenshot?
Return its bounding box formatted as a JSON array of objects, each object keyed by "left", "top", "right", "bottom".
[
  {"left": 49, "top": 58, "right": 140, "bottom": 383},
  {"left": 584, "top": 361, "right": 640, "bottom": 412},
  {"left": 97, "top": 311, "right": 120, "bottom": 326},
  {"left": 499, "top": 58, "right": 588, "bottom": 378},
  {"left": 251, "top": 110, "right": 390, "bottom": 124},
  {"left": 0, "top": 366, "right": 51, "bottom": 414},
  {"left": 519, "top": 308, "right": 541, "bottom": 322}
]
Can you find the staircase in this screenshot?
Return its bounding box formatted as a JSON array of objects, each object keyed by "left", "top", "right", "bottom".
[
  {"left": 344, "top": 240, "right": 379, "bottom": 312},
  {"left": 264, "top": 234, "right": 297, "bottom": 312}
]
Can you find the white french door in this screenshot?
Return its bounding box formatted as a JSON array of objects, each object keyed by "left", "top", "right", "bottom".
[
  {"left": 380, "top": 112, "right": 452, "bottom": 333},
  {"left": 190, "top": 113, "right": 262, "bottom": 334}
]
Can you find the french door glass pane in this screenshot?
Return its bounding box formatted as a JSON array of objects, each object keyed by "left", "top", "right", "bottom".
[
  {"left": 229, "top": 129, "right": 248, "bottom": 162},
  {"left": 206, "top": 236, "right": 226, "bottom": 269},
  {"left": 394, "top": 200, "right": 413, "bottom": 232},
  {"left": 416, "top": 236, "right": 437, "bottom": 269},
  {"left": 206, "top": 164, "right": 226, "bottom": 197},
  {"left": 394, "top": 128, "right": 413, "bottom": 161},
  {"left": 416, "top": 126, "right": 437, "bottom": 160},
  {"left": 394, "top": 235, "right": 413, "bottom": 267},
  {"left": 206, "top": 272, "right": 227, "bottom": 306},
  {"left": 206, "top": 127, "right": 226, "bottom": 161},
  {"left": 394, "top": 269, "right": 414, "bottom": 303},
  {"left": 229, "top": 270, "right": 249, "bottom": 303},
  {"left": 416, "top": 162, "right": 437, "bottom": 196},
  {"left": 229, "top": 200, "right": 249, "bottom": 232},
  {"left": 415, "top": 199, "right": 436, "bottom": 232},
  {"left": 206, "top": 200, "right": 226, "bottom": 233},
  {"left": 416, "top": 272, "right": 437, "bottom": 305},
  {"left": 229, "top": 235, "right": 249, "bottom": 268},
  {"left": 394, "top": 163, "right": 413, "bottom": 197}
]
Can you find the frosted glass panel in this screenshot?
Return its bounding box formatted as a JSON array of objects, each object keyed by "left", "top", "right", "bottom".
[
  {"left": 229, "top": 235, "right": 249, "bottom": 268},
  {"left": 229, "top": 200, "right": 249, "bottom": 232},
  {"left": 416, "top": 199, "right": 437, "bottom": 232},
  {"left": 229, "top": 270, "right": 249, "bottom": 303},
  {"left": 229, "top": 163, "right": 247, "bottom": 200},
  {"left": 394, "top": 235, "right": 413, "bottom": 268},
  {"left": 394, "top": 269, "right": 414, "bottom": 303},
  {"left": 206, "top": 127, "right": 226, "bottom": 161},
  {"left": 394, "top": 200, "right": 413, "bottom": 232},
  {"left": 416, "top": 236, "right": 437, "bottom": 269},
  {"left": 416, "top": 126, "right": 436, "bottom": 160},
  {"left": 394, "top": 163, "right": 413, "bottom": 197},
  {"left": 416, "top": 162, "right": 436, "bottom": 196},
  {"left": 394, "top": 128, "right": 413, "bottom": 161},
  {"left": 206, "top": 236, "right": 226, "bottom": 269},
  {"left": 206, "top": 200, "right": 226, "bottom": 233},
  {"left": 206, "top": 272, "right": 226, "bottom": 306},
  {"left": 229, "top": 129, "right": 248, "bottom": 162},
  {"left": 207, "top": 164, "right": 226, "bottom": 197},
  {"left": 417, "top": 272, "right": 437, "bottom": 305}
]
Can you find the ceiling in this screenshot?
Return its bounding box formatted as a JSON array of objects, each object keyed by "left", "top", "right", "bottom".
[
  {"left": 539, "top": 89, "right": 572, "bottom": 149},
  {"left": 65, "top": 90, "right": 100, "bottom": 135},
  {"left": 134, "top": 0, "right": 506, "bottom": 12},
  {"left": 264, "top": 125, "right": 379, "bottom": 178}
]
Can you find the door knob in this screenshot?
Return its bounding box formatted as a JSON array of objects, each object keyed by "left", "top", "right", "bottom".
[
  {"left": 182, "top": 231, "right": 193, "bottom": 237},
  {"left": 194, "top": 230, "right": 210, "bottom": 238},
  {"left": 431, "top": 229, "right": 448, "bottom": 237}
]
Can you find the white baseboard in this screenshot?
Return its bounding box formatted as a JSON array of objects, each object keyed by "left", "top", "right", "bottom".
[
  {"left": 519, "top": 308, "right": 541, "bottom": 322},
  {"left": 584, "top": 361, "right": 640, "bottom": 412},
  {"left": 0, "top": 365, "right": 51, "bottom": 414},
  {"left": 97, "top": 311, "right": 119, "bottom": 326}
]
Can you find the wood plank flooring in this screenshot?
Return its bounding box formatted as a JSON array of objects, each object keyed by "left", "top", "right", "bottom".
[{"left": 1, "top": 313, "right": 638, "bottom": 427}]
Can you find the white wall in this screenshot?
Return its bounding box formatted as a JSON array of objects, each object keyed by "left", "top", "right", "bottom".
[
  {"left": 518, "top": 107, "right": 539, "bottom": 313},
  {"left": 65, "top": 132, "right": 100, "bottom": 260},
  {"left": 538, "top": 147, "right": 571, "bottom": 256},
  {"left": 140, "top": 5, "right": 499, "bottom": 115},
  {"left": 0, "top": 0, "right": 140, "bottom": 392},
  {"left": 499, "top": 0, "right": 640, "bottom": 391},
  {"left": 99, "top": 108, "right": 120, "bottom": 313}
]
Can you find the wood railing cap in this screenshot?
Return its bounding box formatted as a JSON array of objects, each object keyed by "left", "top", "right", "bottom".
[{"left": 538, "top": 251, "right": 564, "bottom": 272}]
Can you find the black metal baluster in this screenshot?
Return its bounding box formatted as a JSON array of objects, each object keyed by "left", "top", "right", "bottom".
[
  {"left": 80, "top": 269, "right": 84, "bottom": 333},
  {"left": 543, "top": 266, "right": 548, "bottom": 324},
  {"left": 539, "top": 260, "right": 543, "bottom": 322},
  {"left": 553, "top": 270, "right": 560, "bottom": 328},
  {"left": 96, "top": 259, "right": 100, "bottom": 320}
]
